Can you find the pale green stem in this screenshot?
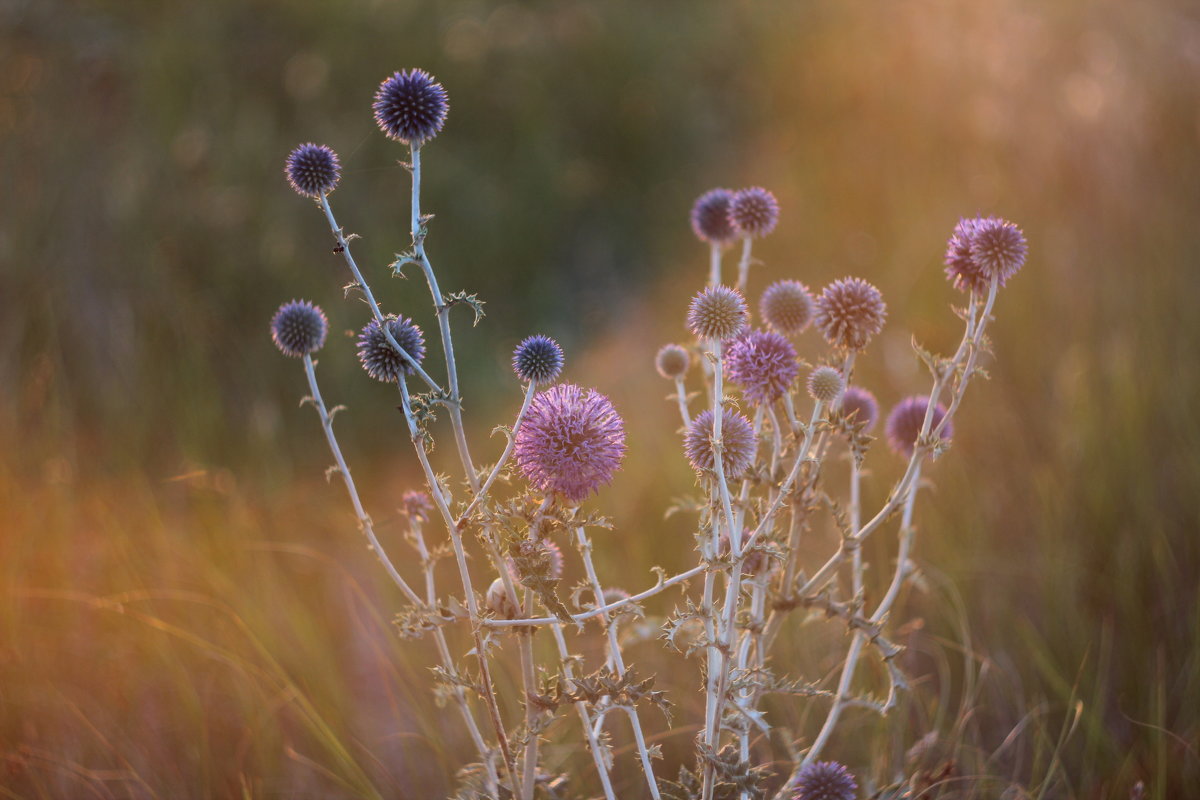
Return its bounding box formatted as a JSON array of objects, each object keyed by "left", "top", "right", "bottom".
[
  {"left": 735, "top": 237, "right": 753, "bottom": 292},
  {"left": 550, "top": 623, "right": 618, "bottom": 800},
  {"left": 674, "top": 376, "right": 692, "bottom": 428},
  {"left": 709, "top": 241, "right": 723, "bottom": 286}
]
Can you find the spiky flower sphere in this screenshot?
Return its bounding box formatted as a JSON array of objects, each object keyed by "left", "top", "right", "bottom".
[
  {"left": 485, "top": 578, "right": 519, "bottom": 619},
  {"left": 655, "top": 344, "right": 691, "bottom": 380},
  {"left": 885, "top": 395, "right": 953, "bottom": 457},
  {"left": 401, "top": 490, "right": 432, "bottom": 521},
  {"left": 372, "top": 68, "right": 449, "bottom": 145},
  {"left": 271, "top": 300, "right": 328, "bottom": 357},
  {"left": 943, "top": 217, "right": 988, "bottom": 293},
  {"left": 508, "top": 538, "right": 565, "bottom": 583},
  {"left": 840, "top": 386, "right": 879, "bottom": 432},
  {"left": 688, "top": 285, "right": 749, "bottom": 341},
  {"left": 515, "top": 384, "right": 627, "bottom": 503},
  {"left": 513, "top": 335, "right": 564, "bottom": 384},
  {"left": 284, "top": 143, "right": 341, "bottom": 198},
  {"left": 970, "top": 216, "right": 1028, "bottom": 284},
  {"left": 760, "top": 280, "right": 815, "bottom": 336},
  {"left": 356, "top": 315, "right": 427, "bottom": 383},
  {"left": 814, "top": 277, "right": 887, "bottom": 352},
  {"left": 729, "top": 186, "right": 780, "bottom": 238},
  {"left": 725, "top": 330, "right": 801, "bottom": 405},
  {"left": 807, "top": 366, "right": 845, "bottom": 404},
  {"left": 792, "top": 760, "right": 858, "bottom": 800},
  {"left": 690, "top": 188, "right": 739, "bottom": 245},
  {"left": 684, "top": 408, "right": 758, "bottom": 478}
]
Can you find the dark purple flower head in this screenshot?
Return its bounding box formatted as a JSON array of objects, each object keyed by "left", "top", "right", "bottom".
[
  {"left": 271, "top": 300, "right": 328, "bottom": 357},
  {"left": 285, "top": 143, "right": 341, "bottom": 198},
  {"left": 806, "top": 366, "right": 845, "bottom": 404},
  {"left": 725, "top": 330, "right": 800, "bottom": 405},
  {"left": 515, "top": 384, "right": 626, "bottom": 503},
  {"left": 513, "top": 335, "right": 564, "bottom": 384},
  {"left": 655, "top": 344, "right": 690, "bottom": 380},
  {"left": 508, "top": 538, "right": 565, "bottom": 583},
  {"left": 688, "top": 286, "right": 749, "bottom": 341},
  {"left": 885, "top": 395, "right": 952, "bottom": 457},
  {"left": 792, "top": 760, "right": 858, "bottom": 800},
  {"left": 373, "top": 69, "right": 449, "bottom": 145},
  {"left": 684, "top": 408, "right": 758, "bottom": 478},
  {"left": 401, "top": 490, "right": 433, "bottom": 521},
  {"left": 357, "top": 315, "right": 427, "bottom": 383},
  {"left": 814, "top": 277, "right": 887, "bottom": 352},
  {"left": 690, "top": 189, "right": 739, "bottom": 245},
  {"left": 729, "top": 187, "right": 780, "bottom": 238},
  {"left": 760, "top": 280, "right": 815, "bottom": 336},
  {"left": 970, "top": 216, "right": 1027, "bottom": 284},
  {"left": 840, "top": 386, "right": 879, "bottom": 432},
  {"left": 943, "top": 217, "right": 988, "bottom": 293}
]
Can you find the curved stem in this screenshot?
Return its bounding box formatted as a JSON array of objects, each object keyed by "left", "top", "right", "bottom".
[{"left": 735, "top": 237, "right": 753, "bottom": 292}]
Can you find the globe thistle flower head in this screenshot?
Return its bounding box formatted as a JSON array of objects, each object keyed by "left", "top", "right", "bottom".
[
  {"left": 401, "top": 490, "right": 433, "bottom": 522},
  {"left": 760, "top": 280, "right": 815, "bottom": 336},
  {"left": 485, "top": 578, "right": 519, "bottom": 619},
  {"left": 513, "top": 335, "right": 564, "bottom": 385},
  {"left": 684, "top": 408, "right": 758, "bottom": 478},
  {"left": 271, "top": 300, "right": 328, "bottom": 357},
  {"left": 885, "top": 395, "right": 953, "bottom": 457},
  {"left": 970, "top": 216, "right": 1028, "bottom": 284},
  {"left": 688, "top": 286, "right": 749, "bottom": 341},
  {"left": 840, "top": 386, "right": 879, "bottom": 432},
  {"left": 515, "top": 384, "right": 627, "bottom": 503},
  {"left": 372, "top": 69, "right": 449, "bottom": 145},
  {"left": 729, "top": 187, "right": 780, "bottom": 238},
  {"left": 690, "top": 189, "right": 739, "bottom": 245},
  {"left": 725, "top": 330, "right": 800, "bottom": 405},
  {"left": 655, "top": 344, "right": 691, "bottom": 380},
  {"left": 357, "top": 315, "right": 427, "bottom": 383},
  {"left": 943, "top": 217, "right": 989, "bottom": 294},
  {"left": 285, "top": 143, "right": 341, "bottom": 198},
  {"left": 807, "top": 366, "right": 845, "bottom": 404},
  {"left": 814, "top": 277, "right": 887, "bottom": 352},
  {"left": 792, "top": 760, "right": 858, "bottom": 800},
  {"left": 508, "top": 538, "right": 565, "bottom": 583}
]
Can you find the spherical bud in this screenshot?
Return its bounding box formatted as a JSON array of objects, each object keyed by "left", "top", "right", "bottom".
[
  {"left": 514, "top": 384, "right": 627, "bottom": 503},
  {"left": 372, "top": 69, "right": 449, "bottom": 145},
  {"left": 690, "top": 188, "right": 739, "bottom": 245},
  {"left": 807, "top": 366, "right": 845, "bottom": 404},
  {"left": 684, "top": 408, "right": 758, "bottom": 478},
  {"left": 814, "top": 277, "right": 887, "bottom": 352},
  {"left": 840, "top": 386, "right": 879, "bottom": 432},
  {"left": 513, "top": 335, "right": 564, "bottom": 385},
  {"left": 271, "top": 300, "right": 328, "bottom": 357},
  {"left": 792, "top": 760, "right": 858, "bottom": 800},
  {"left": 285, "top": 143, "right": 341, "bottom": 198},
  {"left": 655, "top": 344, "right": 691, "bottom": 380},
  {"left": 885, "top": 395, "right": 953, "bottom": 457},
  {"left": 401, "top": 490, "right": 433, "bottom": 521},
  {"left": 969, "top": 216, "right": 1027, "bottom": 284},
  {"left": 687, "top": 286, "right": 749, "bottom": 341},
  {"left": 729, "top": 187, "right": 779, "bottom": 238},
  {"left": 508, "top": 538, "right": 565, "bottom": 584},
  {"left": 485, "top": 578, "right": 519, "bottom": 620},
  {"left": 725, "top": 330, "right": 800, "bottom": 405},
  {"left": 760, "top": 280, "right": 815, "bottom": 336},
  {"left": 357, "top": 315, "right": 427, "bottom": 383}
]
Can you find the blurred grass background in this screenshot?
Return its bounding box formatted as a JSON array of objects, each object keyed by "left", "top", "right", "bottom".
[{"left": 2, "top": 0, "right": 1199, "bottom": 796}]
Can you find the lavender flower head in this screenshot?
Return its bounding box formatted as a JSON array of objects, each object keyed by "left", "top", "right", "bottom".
[
  {"left": 515, "top": 384, "right": 626, "bottom": 503},
  {"left": 508, "top": 538, "right": 565, "bottom": 583},
  {"left": 806, "top": 366, "right": 845, "bottom": 404},
  {"left": 886, "top": 395, "right": 952, "bottom": 457},
  {"left": 271, "top": 300, "right": 328, "bottom": 357},
  {"left": 729, "top": 187, "right": 780, "bottom": 238},
  {"left": 725, "top": 330, "right": 800, "bottom": 405},
  {"left": 690, "top": 189, "right": 739, "bottom": 245},
  {"left": 792, "top": 760, "right": 858, "bottom": 800},
  {"left": 944, "top": 216, "right": 1028, "bottom": 291},
  {"left": 760, "top": 280, "right": 815, "bottom": 336},
  {"left": 373, "top": 68, "right": 449, "bottom": 145},
  {"left": 401, "top": 490, "right": 433, "bottom": 521},
  {"left": 655, "top": 344, "right": 690, "bottom": 380},
  {"left": 513, "top": 335, "right": 564, "bottom": 385},
  {"left": 284, "top": 143, "right": 341, "bottom": 199},
  {"left": 688, "top": 285, "right": 749, "bottom": 341},
  {"left": 684, "top": 408, "right": 758, "bottom": 478},
  {"left": 943, "top": 217, "right": 988, "bottom": 294},
  {"left": 357, "top": 315, "right": 427, "bottom": 383},
  {"left": 814, "top": 277, "right": 887, "bottom": 352},
  {"left": 840, "top": 386, "right": 879, "bottom": 432}
]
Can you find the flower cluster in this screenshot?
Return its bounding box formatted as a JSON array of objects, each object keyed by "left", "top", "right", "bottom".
[{"left": 689, "top": 186, "right": 780, "bottom": 244}]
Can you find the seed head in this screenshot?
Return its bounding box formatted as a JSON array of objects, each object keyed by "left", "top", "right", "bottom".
[
  {"left": 814, "top": 277, "right": 887, "bottom": 352},
  {"left": 792, "top": 760, "right": 858, "bottom": 800},
  {"left": 271, "top": 300, "right": 328, "bottom": 357},
  {"left": 760, "top": 280, "right": 815, "bottom": 336},
  {"left": 514, "top": 384, "right": 627, "bottom": 503},
  {"left": 688, "top": 286, "right": 749, "bottom": 341},
  {"left": 885, "top": 395, "right": 952, "bottom": 457},
  {"left": 373, "top": 68, "right": 449, "bottom": 145},
  {"left": 508, "top": 538, "right": 565, "bottom": 583},
  {"left": 401, "top": 490, "right": 433, "bottom": 521},
  {"left": 513, "top": 335, "right": 564, "bottom": 385},
  {"left": 840, "top": 386, "right": 879, "bottom": 432},
  {"left": 356, "top": 315, "right": 427, "bottom": 383},
  {"left": 684, "top": 408, "right": 758, "bottom": 478},
  {"left": 690, "top": 188, "right": 739, "bottom": 245},
  {"left": 485, "top": 578, "right": 519, "bottom": 619},
  {"left": 807, "top": 366, "right": 845, "bottom": 404},
  {"left": 729, "top": 187, "right": 779, "bottom": 238},
  {"left": 655, "top": 344, "right": 691, "bottom": 380},
  {"left": 285, "top": 143, "right": 341, "bottom": 198},
  {"left": 970, "top": 216, "right": 1027, "bottom": 284},
  {"left": 725, "top": 330, "right": 800, "bottom": 405}
]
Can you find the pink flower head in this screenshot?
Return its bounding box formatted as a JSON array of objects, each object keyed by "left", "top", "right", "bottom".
[{"left": 515, "top": 384, "right": 626, "bottom": 503}]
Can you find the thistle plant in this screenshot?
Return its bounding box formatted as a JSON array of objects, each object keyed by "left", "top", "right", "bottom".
[{"left": 271, "top": 68, "right": 1028, "bottom": 799}]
